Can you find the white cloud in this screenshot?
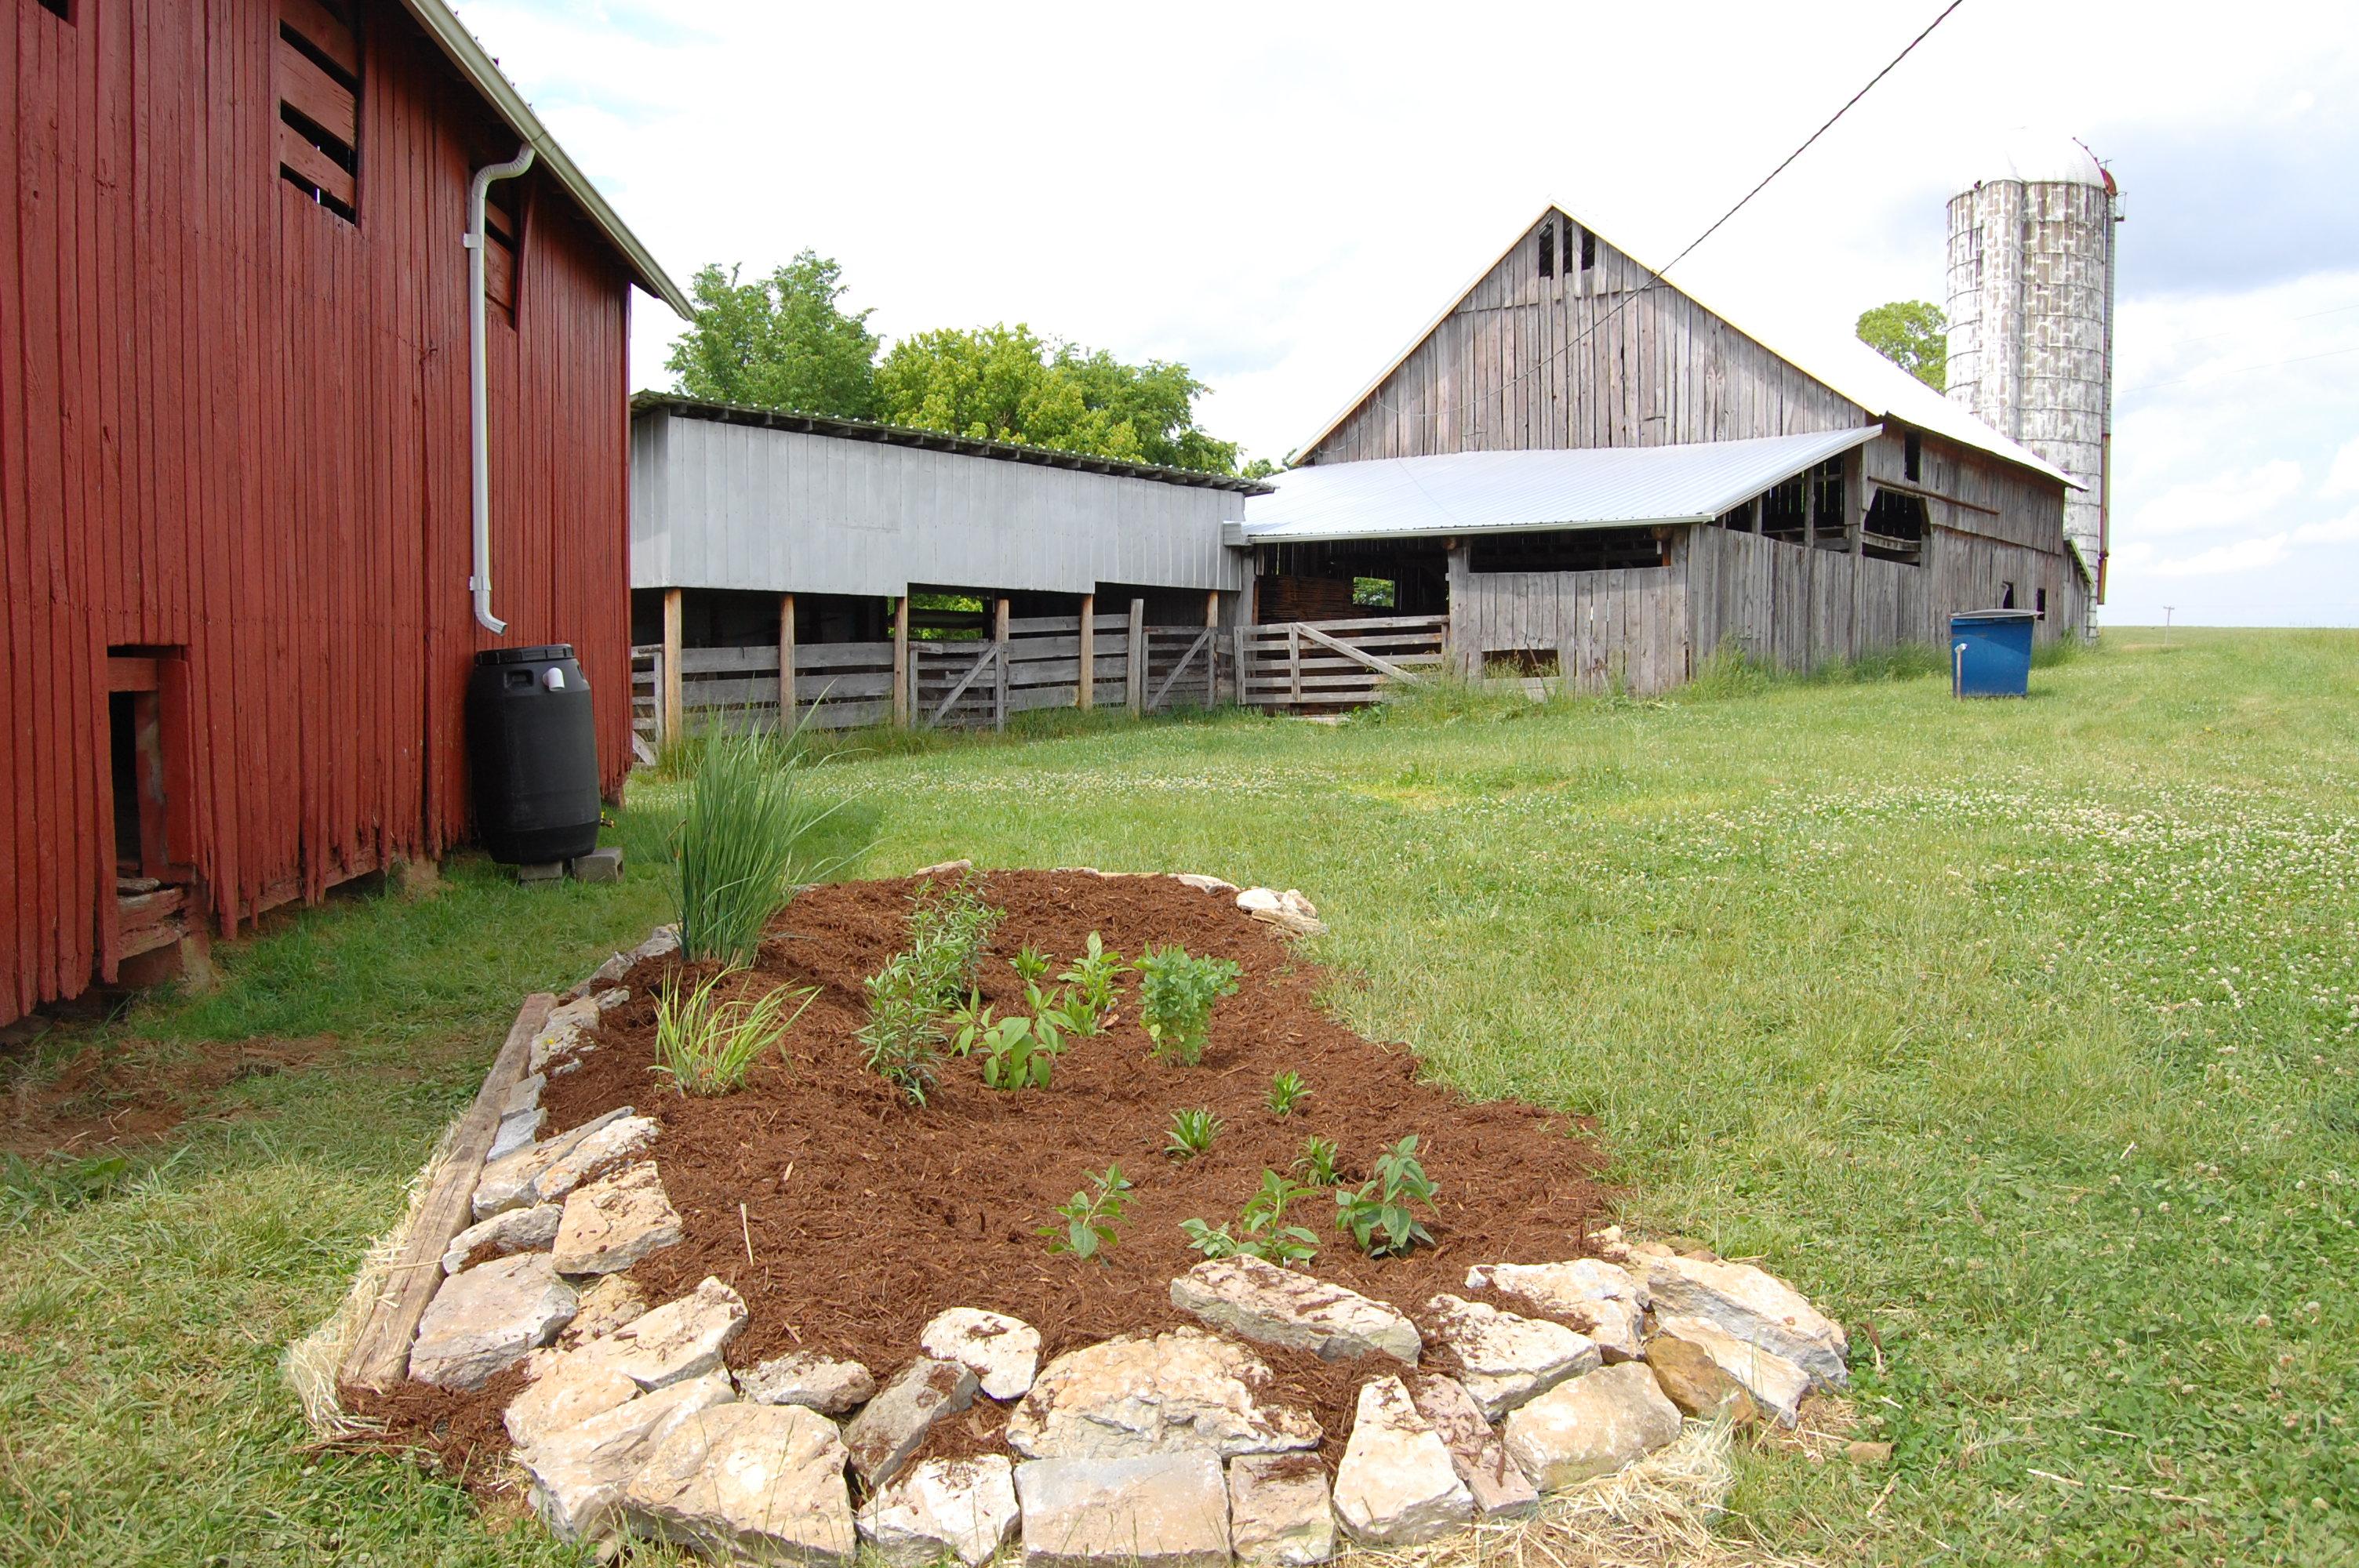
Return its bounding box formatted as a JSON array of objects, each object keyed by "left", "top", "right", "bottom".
[
  {"left": 2130, "top": 462, "right": 2306, "bottom": 539},
  {"left": 2325, "top": 437, "right": 2359, "bottom": 495},
  {"left": 2146, "top": 535, "right": 2290, "bottom": 577},
  {"left": 2292, "top": 508, "right": 2359, "bottom": 546}
]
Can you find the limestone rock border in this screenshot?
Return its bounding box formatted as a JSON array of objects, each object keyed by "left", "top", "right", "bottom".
[{"left": 313, "top": 878, "right": 1848, "bottom": 1566}]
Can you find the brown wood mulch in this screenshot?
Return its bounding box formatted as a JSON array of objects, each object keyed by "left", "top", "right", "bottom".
[{"left": 352, "top": 869, "right": 1618, "bottom": 1479}]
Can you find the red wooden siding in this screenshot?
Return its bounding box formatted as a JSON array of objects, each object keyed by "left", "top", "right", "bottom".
[{"left": 2, "top": 0, "right": 637, "bottom": 1025}]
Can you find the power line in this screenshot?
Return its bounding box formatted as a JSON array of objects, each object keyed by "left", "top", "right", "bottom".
[
  {"left": 1352, "top": 0, "right": 1969, "bottom": 446},
  {"left": 2123, "top": 341, "right": 2359, "bottom": 395}
]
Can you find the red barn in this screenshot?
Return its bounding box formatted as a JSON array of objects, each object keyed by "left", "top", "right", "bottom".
[{"left": 1, "top": 0, "right": 688, "bottom": 1025}]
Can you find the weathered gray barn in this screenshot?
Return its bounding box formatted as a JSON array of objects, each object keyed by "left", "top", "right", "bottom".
[
  {"left": 628, "top": 395, "right": 1261, "bottom": 737},
  {"left": 1239, "top": 203, "right": 2091, "bottom": 696}
]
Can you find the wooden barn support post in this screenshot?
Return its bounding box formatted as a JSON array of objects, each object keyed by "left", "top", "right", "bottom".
[
  {"left": 1076, "top": 593, "right": 1096, "bottom": 708},
  {"left": 1126, "top": 598, "right": 1146, "bottom": 715},
  {"left": 777, "top": 593, "right": 797, "bottom": 725},
  {"left": 891, "top": 595, "right": 911, "bottom": 727},
  {"left": 1204, "top": 590, "right": 1221, "bottom": 702},
  {"left": 993, "top": 597, "right": 1012, "bottom": 731},
  {"left": 660, "top": 588, "right": 684, "bottom": 742}
]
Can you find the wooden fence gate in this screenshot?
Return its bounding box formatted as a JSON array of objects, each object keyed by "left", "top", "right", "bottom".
[{"left": 1237, "top": 615, "right": 1448, "bottom": 711}]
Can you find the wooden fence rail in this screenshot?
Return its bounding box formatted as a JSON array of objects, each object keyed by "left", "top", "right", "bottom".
[{"left": 1236, "top": 615, "right": 1448, "bottom": 710}]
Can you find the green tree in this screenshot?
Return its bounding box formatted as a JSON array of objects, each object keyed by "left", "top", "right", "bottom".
[
  {"left": 666, "top": 252, "right": 881, "bottom": 419},
  {"left": 1856, "top": 299, "right": 1948, "bottom": 391},
  {"left": 874, "top": 324, "right": 1239, "bottom": 474}
]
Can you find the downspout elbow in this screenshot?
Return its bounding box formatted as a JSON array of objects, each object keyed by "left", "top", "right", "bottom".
[{"left": 467, "top": 144, "right": 536, "bottom": 635}]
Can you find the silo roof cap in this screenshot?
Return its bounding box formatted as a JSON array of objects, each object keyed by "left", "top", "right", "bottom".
[{"left": 1965, "top": 128, "right": 2114, "bottom": 192}]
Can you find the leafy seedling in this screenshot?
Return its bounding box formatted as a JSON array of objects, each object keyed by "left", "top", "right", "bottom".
[
  {"left": 1057, "top": 933, "right": 1129, "bottom": 1036},
  {"left": 1041, "top": 1164, "right": 1132, "bottom": 1262},
  {"left": 1267, "top": 1071, "right": 1310, "bottom": 1116},
  {"left": 1181, "top": 1170, "right": 1320, "bottom": 1266},
  {"left": 1136, "top": 946, "right": 1241, "bottom": 1065},
  {"left": 653, "top": 967, "right": 816, "bottom": 1095},
  {"left": 1165, "top": 1107, "right": 1222, "bottom": 1159},
  {"left": 1335, "top": 1134, "right": 1439, "bottom": 1258},
  {"left": 1293, "top": 1135, "right": 1343, "bottom": 1187},
  {"left": 1012, "top": 945, "right": 1052, "bottom": 986},
  {"left": 979, "top": 1014, "right": 1060, "bottom": 1090}
]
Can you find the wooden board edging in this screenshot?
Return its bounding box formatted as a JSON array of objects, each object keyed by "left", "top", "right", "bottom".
[{"left": 339, "top": 991, "right": 554, "bottom": 1395}]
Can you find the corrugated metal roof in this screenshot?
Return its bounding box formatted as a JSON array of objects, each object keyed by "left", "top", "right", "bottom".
[
  {"left": 637, "top": 394, "right": 1275, "bottom": 494},
  {"left": 1228, "top": 427, "right": 1878, "bottom": 545},
  {"left": 1293, "top": 202, "right": 2075, "bottom": 490}
]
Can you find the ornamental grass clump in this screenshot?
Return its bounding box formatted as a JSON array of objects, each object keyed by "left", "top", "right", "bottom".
[
  {"left": 1136, "top": 946, "right": 1241, "bottom": 1065},
  {"left": 653, "top": 967, "right": 816, "bottom": 1095},
  {"left": 675, "top": 720, "right": 845, "bottom": 966}
]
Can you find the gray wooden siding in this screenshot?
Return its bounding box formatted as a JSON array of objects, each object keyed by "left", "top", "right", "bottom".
[
  {"left": 1305, "top": 213, "right": 2074, "bottom": 573},
  {"left": 1448, "top": 521, "right": 2085, "bottom": 697},
  {"left": 631, "top": 410, "right": 1250, "bottom": 597}
]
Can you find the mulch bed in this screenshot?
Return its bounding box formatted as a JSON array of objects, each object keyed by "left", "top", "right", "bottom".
[{"left": 358, "top": 869, "right": 1617, "bottom": 1479}]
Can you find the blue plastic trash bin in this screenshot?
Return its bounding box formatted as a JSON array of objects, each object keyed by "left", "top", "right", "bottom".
[{"left": 1950, "top": 609, "right": 2035, "bottom": 699}]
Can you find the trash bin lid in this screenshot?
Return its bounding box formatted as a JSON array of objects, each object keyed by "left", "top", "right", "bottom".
[
  {"left": 474, "top": 644, "right": 575, "bottom": 666},
  {"left": 1951, "top": 610, "right": 2036, "bottom": 625}
]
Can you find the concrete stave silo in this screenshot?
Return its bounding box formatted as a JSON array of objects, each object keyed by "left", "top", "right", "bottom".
[{"left": 1945, "top": 129, "right": 2121, "bottom": 601}]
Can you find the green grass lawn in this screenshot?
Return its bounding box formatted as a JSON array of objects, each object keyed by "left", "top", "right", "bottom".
[{"left": 4, "top": 626, "right": 2355, "bottom": 1566}]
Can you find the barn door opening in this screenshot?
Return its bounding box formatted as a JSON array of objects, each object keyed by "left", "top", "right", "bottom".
[{"left": 104, "top": 648, "right": 200, "bottom": 982}]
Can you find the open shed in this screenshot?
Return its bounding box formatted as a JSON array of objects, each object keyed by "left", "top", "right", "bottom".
[{"left": 627, "top": 395, "right": 1264, "bottom": 738}]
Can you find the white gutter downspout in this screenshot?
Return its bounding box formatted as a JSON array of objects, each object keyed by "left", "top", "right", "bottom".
[{"left": 466, "top": 145, "right": 536, "bottom": 633}]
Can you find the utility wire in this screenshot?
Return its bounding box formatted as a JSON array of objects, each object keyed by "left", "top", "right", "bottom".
[
  {"left": 2124, "top": 341, "right": 2359, "bottom": 395},
  {"left": 1348, "top": 0, "right": 1969, "bottom": 447}
]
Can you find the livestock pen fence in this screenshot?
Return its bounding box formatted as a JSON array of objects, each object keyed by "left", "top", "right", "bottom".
[{"left": 632, "top": 609, "right": 1452, "bottom": 749}]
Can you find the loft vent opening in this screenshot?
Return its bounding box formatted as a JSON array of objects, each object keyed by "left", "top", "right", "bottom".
[
  {"left": 277, "top": 0, "right": 360, "bottom": 223},
  {"left": 1903, "top": 431, "right": 1922, "bottom": 481},
  {"left": 1536, "top": 223, "right": 1555, "bottom": 278},
  {"left": 1468, "top": 527, "right": 1663, "bottom": 574},
  {"left": 32, "top": 0, "right": 73, "bottom": 20},
  {"left": 1579, "top": 228, "right": 1597, "bottom": 270}
]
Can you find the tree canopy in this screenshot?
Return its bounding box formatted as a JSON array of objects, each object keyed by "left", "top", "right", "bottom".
[
  {"left": 665, "top": 254, "right": 1250, "bottom": 475},
  {"left": 665, "top": 254, "right": 883, "bottom": 421},
  {"left": 1856, "top": 300, "right": 1948, "bottom": 392}
]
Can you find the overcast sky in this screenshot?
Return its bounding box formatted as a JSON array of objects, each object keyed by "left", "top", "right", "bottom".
[{"left": 461, "top": 0, "right": 2359, "bottom": 627}]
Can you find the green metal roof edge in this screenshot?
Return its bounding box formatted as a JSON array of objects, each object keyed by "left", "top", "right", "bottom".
[{"left": 401, "top": 0, "right": 693, "bottom": 319}]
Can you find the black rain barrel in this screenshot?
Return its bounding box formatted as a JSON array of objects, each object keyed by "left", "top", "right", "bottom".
[{"left": 467, "top": 644, "right": 600, "bottom": 864}]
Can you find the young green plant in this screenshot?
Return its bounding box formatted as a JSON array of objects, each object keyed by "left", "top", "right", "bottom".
[
  {"left": 1165, "top": 1107, "right": 1222, "bottom": 1159},
  {"left": 1292, "top": 1135, "right": 1343, "bottom": 1187},
  {"left": 652, "top": 967, "right": 816, "bottom": 1095},
  {"left": 1041, "top": 1163, "right": 1132, "bottom": 1262},
  {"left": 1267, "top": 1071, "right": 1309, "bottom": 1116},
  {"left": 1181, "top": 1169, "right": 1321, "bottom": 1266},
  {"left": 1136, "top": 946, "right": 1241, "bottom": 1065},
  {"left": 1056, "top": 933, "right": 1129, "bottom": 1036},
  {"left": 675, "top": 719, "right": 849, "bottom": 965},
  {"left": 1335, "top": 1134, "right": 1440, "bottom": 1258}
]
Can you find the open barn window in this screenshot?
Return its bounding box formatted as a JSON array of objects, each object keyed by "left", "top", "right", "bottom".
[
  {"left": 484, "top": 190, "right": 520, "bottom": 318},
  {"left": 277, "top": 0, "right": 360, "bottom": 222},
  {"left": 1809, "top": 459, "right": 1847, "bottom": 550},
  {"left": 1468, "top": 528, "right": 1664, "bottom": 573},
  {"left": 30, "top": 0, "right": 73, "bottom": 22},
  {"left": 1761, "top": 476, "right": 1808, "bottom": 543},
  {"left": 1717, "top": 498, "right": 1757, "bottom": 532},
  {"left": 1862, "top": 489, "right": 1928, "bottom": 565},
  {"left": 1580, "top": 227, "right": 1597, "bottom": 271},
  {"left": 1537, "top": 222, "right": 1555, "bottom": 279},
  {"left": 1903, "top": 431, "right": 1923, "bottom": 482}
]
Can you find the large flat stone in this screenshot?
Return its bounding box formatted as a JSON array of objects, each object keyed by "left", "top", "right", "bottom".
[
  {"left": 409, "top": 1252, "right": 576, "bottom": 1389},
  {"left": 517, "top": 1370, "right": 735, "bottom": 1544},
  {"left": 1226, "top": 1453, "right": 1336, "bottom": 1567},
  {"left": 1007, "top": 1327, "right": 1321, "bottom": 1461},
  {"left": 860, "top": 1455, "right": 1020, "bottom": 1568},
  {"left": 1015, "top": 1453, "right": 1232, "bottom": 1568},
  {"left": 743, "top": 1351, "right": 877, "bottom": 1415},
  {"left": 472, "top": 1105, "right": 635, "bottom": 1219},
  {"left": 551, "top": 1160, "right": 682, "bottom": 1276},
  {"left": 505, "top": 1355, "right": 643, "bottom": 1450},
  {"left": 526, "top": 1115, "right": 660, "bottom": 1207},
  {"left": 621, "top": 1400, "right": 856, "bottom": 1565},
  {"left": 1410, "top": 1374, "right": 1539, "bottom": 1519},
  {"left": 1641, "top": 1333, "right": 1761, "bottom": 1426},
  {"left": 843, "top": 1357, "right": 979, "bottom": 1489},
  {"left": 557, "top": 1272, "right": 648, "bottom": 1352},
  {"left": 565, "top": 1276, "right": 748, "bottom": 1391},
  {"left": 442, "top": 1201, "right": 562, "bottom": 1276},
  {"left": 488, "top": 1105, "right": 546, "bottom": 1163},
  {"left": 1653, "top": 1314, "right": 1809, "bottom": 1426},
  {"left": 920, "top": 1307, "right": 1041, "bottom": 1400},
  {"left": 1500, "top": 1363, "right": 1682, "bottom": 1492},
  {"left": 1641, "top": 1255, "right": 1848, "bottom": 1388},
  {"left": 1169, "top": 1256, "right": 1420, "bottom": 1363},
  {"left": 1332, "top": 1375, "right": 1474, "bottom": 1548},
  {"left": 529, "top": 993, "right": 609, "bottom": 1074},
  {"left": 1464, "top": 1259, "right": 1648, "bottom": 1362},
  {"left": 1423, "top": 1293, "right": 1600, "bottom": 1418}
]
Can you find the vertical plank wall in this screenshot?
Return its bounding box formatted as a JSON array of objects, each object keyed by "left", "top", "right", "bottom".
[{"left": 0, "top": 1, "right": 636, "bottom": 1024}]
